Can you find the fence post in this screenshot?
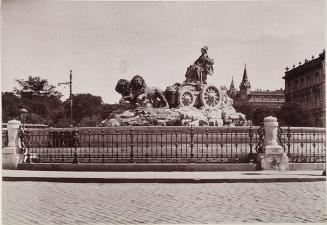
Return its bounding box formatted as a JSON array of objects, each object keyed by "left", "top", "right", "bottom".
[
  {"left": 247, "top": 126, "right": 255, "bottom": 163},
  {"left": 72, "top": 128, "right": 79, "bottom": 164},
  {"left": 2, "top": 120, "right": 23, "bottom": 169},
  {"left": 258, "top": 116, "right": 289, "bottom": 170},
  {"left": 286, "top": 126, "right": 291, "bottom": 158},
  {"left": 189, "top": 126, "right": 194, "bottom": 162},
  {"left": 130, "top": 126, "right": 135, "bottom": 163}
]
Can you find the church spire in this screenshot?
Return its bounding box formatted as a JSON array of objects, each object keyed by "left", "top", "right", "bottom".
[
  {"left": 242, "top": 63, "right": 248, "bottom": 83},
  {"left": 227, "top": 76, "right": 237, "bottom": 98},
  {"left": 230, "top": 77, "right": 235, "bottom": 90},
  {"left": 239, "top": 63, "right": 251, "bottom": 100}
]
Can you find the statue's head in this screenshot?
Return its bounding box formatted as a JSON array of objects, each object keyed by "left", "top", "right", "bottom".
[
  {"left": 130, "top": 75, "right": 146, "bottom": 93},
  {"left": 201, "top": 46, "right": 208, "bottom": 54},
  {"left": 115, "top": 79, "right": 130, "bottom": 97}
]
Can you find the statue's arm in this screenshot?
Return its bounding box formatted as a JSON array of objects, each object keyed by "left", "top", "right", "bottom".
[
  {"left": 193, "top": 55, "right": 203, "bottom": 65},
  {"left": 207, "top": 57, "right": 214, "bottom": 65},
  {"left": 137, "top": 93, "right": 147, "bottom": 100}
]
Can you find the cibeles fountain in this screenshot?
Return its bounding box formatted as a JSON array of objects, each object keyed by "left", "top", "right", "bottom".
[{"left": 101, "top": 46, "right": 250, "bottom": 127}]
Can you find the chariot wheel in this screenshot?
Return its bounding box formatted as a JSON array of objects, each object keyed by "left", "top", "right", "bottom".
[
  {"left": 178, "top": 89, "right": 196, "bottom": 108},
  {"left": 200, "top": 85, "right": 221, "bottom": 108}
]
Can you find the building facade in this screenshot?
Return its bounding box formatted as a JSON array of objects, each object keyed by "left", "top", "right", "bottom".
[
  {"left": 228, "top": 65, "right": 285, "bottom": 108},
  {"left": 283, "top": 50, "right": 325, "bottom": 127}
]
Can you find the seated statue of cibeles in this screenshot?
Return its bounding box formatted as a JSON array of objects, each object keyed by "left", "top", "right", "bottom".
[
  {"left": 184, "top": 46, "right": 214, "bottom": 84},
  {"left": 115, "top": 75, "right": 169, "bottom": 108}
]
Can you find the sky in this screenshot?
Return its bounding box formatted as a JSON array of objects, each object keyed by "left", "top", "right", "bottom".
[{"left": 1, "top": 0, "right": 325, "bottom": 104}]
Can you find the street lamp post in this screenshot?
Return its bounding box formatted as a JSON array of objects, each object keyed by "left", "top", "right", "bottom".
[
  {"left": 20, "top": 108, "right": 28, "bottom": 130},
  {"left": 19, "top": 108, "right": 29, "bottom": 163},
  {"left": 59, "top": 70, "right": 73, "bottom": 127}
]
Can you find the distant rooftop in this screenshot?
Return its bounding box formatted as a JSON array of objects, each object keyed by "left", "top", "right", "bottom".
[
  {"left": 249, "top": 90, "right": 284, "bottom": 96},
  {"left": 283, "top": 50, "right": 325, "bottom": 79}
]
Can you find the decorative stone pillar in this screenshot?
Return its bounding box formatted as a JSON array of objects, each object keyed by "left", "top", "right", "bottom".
[
  {"left": 2, "top": 120, "right": 23, "bottom": 169},
  {"left": 259, "top": 116, "right": 289, "bottom": 170}
]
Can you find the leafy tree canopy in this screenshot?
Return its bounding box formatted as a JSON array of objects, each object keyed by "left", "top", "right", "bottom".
[
  {"left": 14, "top": 76, "right": 62, "bottom": 98},
  {"left": 70, "top": 93, "right": 103, "bottom": 124},
  {"left": 2, "top": 92, "right": 20, "bottom": 122}
]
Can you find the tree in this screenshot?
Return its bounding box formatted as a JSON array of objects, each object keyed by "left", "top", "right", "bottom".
[
  {"left": 234, "top": 104, "right": 255, "bottom": 120},
  {"left": 235, "top": 104, "right": 278, "bottom": 126},
  {"left": 77, "top": 115, "right": 101, "bottom": 127},
  {"left": 2, "top": 92, "right": 20, "bottom": 122},
  {"left": 251, "top": 106, "right": 278, "bottom": 126},
  {"left": 277, "top": 103, "right": 312, "bottom": 127},
  {"left": 70, "top": 94, "right": 103, "bottom": 124},
  {"left": 14, "top": 76, "right": 62, "bottom": 98},
  {"left": 12, "top": 76, "right": 63, "bottom": 125},
  {"left": 100, "top": 103, "right": 121, "bottom": 120},
  {"left": 54, "top": 117, "right": 72, "bottom": 128},
  {"left": 236, "top": 103, "right": 312, "bottom": 127}
]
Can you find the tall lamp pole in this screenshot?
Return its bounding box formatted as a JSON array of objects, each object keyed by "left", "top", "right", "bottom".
[
  {"left": 20, "top": 108, "right": 28, "bottom": 130},
  {"left": 58, "top": 70, "right": 73, "bottom": 126}
]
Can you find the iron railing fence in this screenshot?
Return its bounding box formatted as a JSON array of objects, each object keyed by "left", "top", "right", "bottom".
[
  {"left": 23, "top": 126, "right": 261, "bottom": 163},
  {"left": 278, "top": 127, "right": 326, "bottom": 163},
  {"left": 10, "top": 126, "right": 326, "bottom": 164},
  {"left": 2, "top": 129, "right": 8, "bottom": 147}
]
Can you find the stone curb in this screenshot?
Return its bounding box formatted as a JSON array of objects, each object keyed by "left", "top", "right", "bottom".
[
  {"left": 16, "top": 162, "right": 325, "bottom": 171},
  {"left": 3, "top": 176, "right": 325, "bottom": 183}
]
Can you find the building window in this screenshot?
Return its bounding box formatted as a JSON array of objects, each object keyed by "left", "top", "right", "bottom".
[
  {"left": 306, "top": 76, "right": 310, "bottom": 87},
  {"left": 295, "top": 80, "right": 299, "bottom": 90},
  {"left": 286, "top": 82, "right": 290, "bottom": 92},
  {"left": 301, "top": 78, "right": 304, "bottom": 88}
]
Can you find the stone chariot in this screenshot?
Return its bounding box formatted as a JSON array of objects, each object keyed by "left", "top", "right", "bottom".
[{"left": 165, "top": 82, "right": 222, "bottom": 109}]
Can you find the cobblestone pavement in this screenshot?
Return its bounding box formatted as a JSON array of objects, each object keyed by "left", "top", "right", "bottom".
[{"left": 3, "top": 182, "right": 326, "bottom": 224}]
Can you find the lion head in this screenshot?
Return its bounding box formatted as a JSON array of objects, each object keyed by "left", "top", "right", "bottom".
[
  {"left": 130, "top": 75, "right": 146, "bottom": 93},
  {"left": 115, "top": 79, "right": 130, "bottom": 97}
]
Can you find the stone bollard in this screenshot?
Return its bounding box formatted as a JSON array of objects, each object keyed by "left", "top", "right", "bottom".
[
  {"left": 258, "top": 116, "right": 289, "bottom": 170},
  {"left": 2, "top": 120, "right": 22, "bottom": 169}
]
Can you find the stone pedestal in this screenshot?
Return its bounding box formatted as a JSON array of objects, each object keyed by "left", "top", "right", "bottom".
[
  {"left": 259, "top": 116, "right": 289, "bottom": 170},
  {"left": 2, "top": 120, "right": 24, "bottom": 169},
  {"left": 2, "top": 147, "right": 23, "bottom": 169}
]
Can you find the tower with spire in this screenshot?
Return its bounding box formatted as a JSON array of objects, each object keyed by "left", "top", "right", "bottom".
[
  {"left": 228, "top": 77, "right": 237, "bottom": 98},
  {"left": 239, "top": 64, "right": 251, "bottom": 100},
  {"left": 228, "top": 63, "right": 285, "bottom": 109}
]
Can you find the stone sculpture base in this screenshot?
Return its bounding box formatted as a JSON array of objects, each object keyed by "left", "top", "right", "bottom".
[
  {"left": 101, "top": 105, "right": 248, "bottom": 127},
  {"left": 258, "top": 146, "right": 289, "bottom": 170},
  {"left": 2, "top": 147, "right": 24, "bottom": 169}
]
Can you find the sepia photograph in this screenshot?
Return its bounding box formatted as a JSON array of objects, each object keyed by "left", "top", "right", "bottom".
[{"left": 1, "top": 0, "right": 326, "bottom": 224}]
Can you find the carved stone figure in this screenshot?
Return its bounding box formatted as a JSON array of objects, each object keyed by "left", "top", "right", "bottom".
[
  {"left": 115, "top": 79, "right": 134, "bottom": 105},
  {"left": 129, "top": 75, "right": 169, "bottom": 108},
  {"left": 108, "top": 47, "right": 249, "bottom": 127},
  {"left": 115, "top": 75, "right": 169, "bottom": 108},
  {"left": 115, "top": 79, "right": 130, "bottom": 97},
  {"left": 185, "top": 46, "right": 214, "bottom": 84}
]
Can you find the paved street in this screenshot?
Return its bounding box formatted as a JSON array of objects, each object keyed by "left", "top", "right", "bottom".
[{"left": 2, "top": 181, "right": 326, "bottom": 224}]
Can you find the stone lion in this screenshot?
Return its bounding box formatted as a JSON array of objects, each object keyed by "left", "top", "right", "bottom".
[
  {"left": 130, "top": 75, "right": 169, "bottom": 108},
  {"left": 115, "top": 75, "right": 169, "bottom": 108},
  {"left": 115, "top": 79, "right": 135, "bottom": 104},
  {"left": 115, "top": 79, "right": 130, "bottom": 97}
]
